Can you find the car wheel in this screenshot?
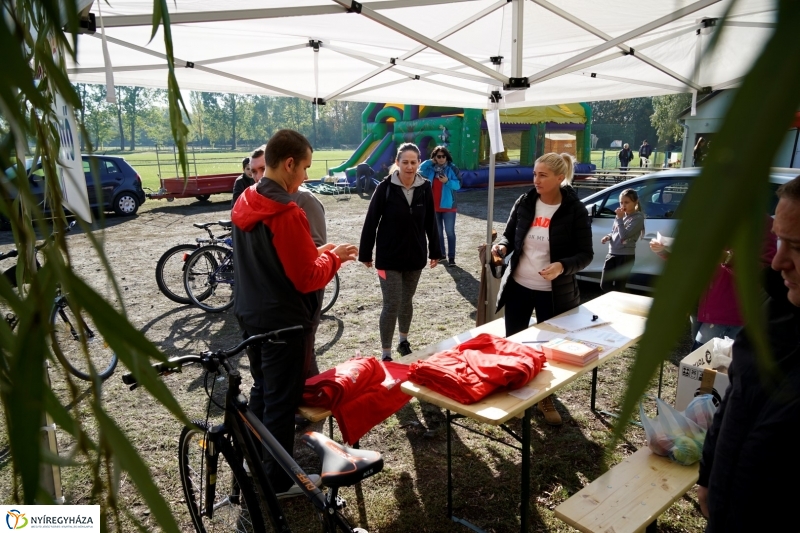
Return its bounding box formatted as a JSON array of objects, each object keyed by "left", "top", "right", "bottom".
[
  {"left": 113, "top": 192, "right": 140, "bottom": 216},
  {"left": 195, "top": 194, "right": 211, "bottom": 202}
]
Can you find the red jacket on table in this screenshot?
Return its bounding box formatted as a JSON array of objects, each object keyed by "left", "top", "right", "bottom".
[{"left": 407, "top": 334, "right": 546, "bottom": 405}]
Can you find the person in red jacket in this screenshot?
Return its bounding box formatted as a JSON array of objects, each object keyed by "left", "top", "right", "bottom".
[{"left": 231, "top": 129, "right": 357, "bottom": 498}]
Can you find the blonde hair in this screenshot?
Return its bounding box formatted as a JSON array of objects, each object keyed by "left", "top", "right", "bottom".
[{"left": 535, "top": 152, "right": 574, "bottom": 185}]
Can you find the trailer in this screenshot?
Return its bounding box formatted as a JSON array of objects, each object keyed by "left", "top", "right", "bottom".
[{"left": 146, "top": 173, "right": 239, "bottom": 202}]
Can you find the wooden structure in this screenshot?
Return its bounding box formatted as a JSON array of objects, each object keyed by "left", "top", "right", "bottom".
[{"left": 554, "top": 447, "right": 699, "bottom": 533}]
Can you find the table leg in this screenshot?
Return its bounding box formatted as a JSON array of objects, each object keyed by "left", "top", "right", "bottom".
[
  {"left": 447, "top": 409, "right": 453, "bottom": 519},
  {"left": 591, "top": 367, "right": 598, "bottom": 412},
  {"left": 328, "top": 416, "right": 334, "bottom": 439},
  {"left": 657, "top": 360, "right": 664, "bottom": 399},
  {"left": 521, "top": 407, "right": 531, "bottom": 533}
]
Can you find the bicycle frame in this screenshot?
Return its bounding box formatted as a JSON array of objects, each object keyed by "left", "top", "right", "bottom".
[{"left": 176, "top": 338, "right": 357, "bottom": 532}]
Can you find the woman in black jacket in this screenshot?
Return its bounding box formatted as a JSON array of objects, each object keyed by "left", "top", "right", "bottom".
[
  {"left": 491, "top": 152, "right": 593, "bottom": 425},
  {"left": 359, "top": 143, "right": 440, "bottom": 362}
]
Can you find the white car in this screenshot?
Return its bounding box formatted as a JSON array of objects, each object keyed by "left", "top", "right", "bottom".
[{"left": 577, "top": 167, "right": 797, "bottom": 291}]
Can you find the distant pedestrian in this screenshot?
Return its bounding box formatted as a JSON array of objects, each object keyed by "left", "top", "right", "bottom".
[
  {"left": 419, "top": 145, "right": 461, "bottom": 266},
  {"left": 638, "top": 140, "right": 653, "bottom": 168},
  {"left": 231, "top": 154, "right": 255, "bottom": 207},
  {"left": 600, "top": 188, "right": 644, "bottom": 293},
  {"left": 618, "top": 143, "right": 634, "bottom": 174},
  {"left": 693, "top": 137, "right": 708, "bottom": 167}
]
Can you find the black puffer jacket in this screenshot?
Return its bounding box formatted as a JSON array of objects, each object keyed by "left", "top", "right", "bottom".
[
  {"left": 495, "top": 185, "right": 593, "bottom": 314},
  {"left": 699, "top": 274, "right": 800, "bottom": 532}
]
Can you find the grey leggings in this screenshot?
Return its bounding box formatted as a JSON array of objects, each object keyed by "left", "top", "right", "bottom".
[{"left": 378, "top": 269, "right": 422, "bottom": 348}]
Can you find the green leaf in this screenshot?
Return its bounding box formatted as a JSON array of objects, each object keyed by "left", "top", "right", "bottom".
[
  {"left": 615, "top": 0, "right": 800, "bottom": 437},
  {"left": 4, "top": 265, "right": 57, "bottom": 503},
  {"left": 61, "top": 271, "right": 190, "bottom": 427},
  {"left": 92, "top": 406, "right": 181, "bottom": 533}
]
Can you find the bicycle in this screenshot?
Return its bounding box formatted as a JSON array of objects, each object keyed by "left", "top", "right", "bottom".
[
  {"left": 155, "top": 220, "right": 232, "bottom": 305},
  {"left": 183, "top": 240, "right": 235, "bottom": 313},
  {"left": 182, "top": 233, "right": 339, "bottom": 314},
  {"left": 1, "top": 224, "right": 118, "bottom": 381},
  {"left": 122, "top": 326, "right": 380, "bottom": 533}
]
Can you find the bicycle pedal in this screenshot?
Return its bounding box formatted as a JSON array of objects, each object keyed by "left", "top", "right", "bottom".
[{"left": 334, "top": 494, "right": 347, "bottom": 509}]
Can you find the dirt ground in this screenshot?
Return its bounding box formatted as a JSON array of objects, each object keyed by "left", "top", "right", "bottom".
[{"left": 0, "top": 183, "right": 703, "bottom": 532}]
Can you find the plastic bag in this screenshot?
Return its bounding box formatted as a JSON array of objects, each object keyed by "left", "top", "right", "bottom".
[
  {"left": 709, "top": 337, "right": 734, "bottom": 371},
  {"left": 640, "top": 397, "right": 706, "bottom": 466},
  {"left": 684, "top": 394, "right": 718, "bottom": 431}
]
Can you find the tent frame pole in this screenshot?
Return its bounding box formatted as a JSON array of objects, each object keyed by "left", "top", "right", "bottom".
[
  {"left": 324, "top": 0, "right": 506, "bottom": 101},
  {"left": 532, "top": 0, "right": 703, "bottom": 90},
  {"left": 332, "top": 0, "right": 509, "bottom": 83},
  {"left": 527, "top": 0, "right": 720, "bottom": 85}
]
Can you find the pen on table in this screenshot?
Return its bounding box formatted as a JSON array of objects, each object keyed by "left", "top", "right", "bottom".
[
  {"left": 522, "top": 340, "right": 548, "bottom": 344},
  {"left": 591, "top": 314, "right": 599, "bottom": 322}
]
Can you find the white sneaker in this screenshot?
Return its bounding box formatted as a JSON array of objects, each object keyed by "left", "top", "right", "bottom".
[{"left": 276, "top": 474, "right": 322, "bottom": 499}]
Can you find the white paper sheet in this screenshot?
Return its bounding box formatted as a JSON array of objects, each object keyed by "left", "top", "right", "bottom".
[
  {"left": 543, "top": 307, "right": 610, "bottom": 332},
  {"left": 568, "top": 317, "right": 646, "bottom": 349},
  {"left": 656, "top": 231, "right": 674, "bottom": 250},
  {"left": 509, "top": 386, "right": 539, "bottom": 400}
]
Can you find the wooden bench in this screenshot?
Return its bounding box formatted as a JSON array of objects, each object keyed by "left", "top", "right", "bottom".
[{"left": 554, "top": 447, "right": 699, "bottom": 533}]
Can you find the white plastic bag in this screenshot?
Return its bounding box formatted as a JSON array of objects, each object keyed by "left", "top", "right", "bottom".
[
  {"left": 640, "top": 397, "right": 706, "bottom": 466},
  {"left": 684, "top": 394, "right": 718, "bottom": 431},
  {"left": 709, "top": 336, "right": 734, "bottom": 371}
]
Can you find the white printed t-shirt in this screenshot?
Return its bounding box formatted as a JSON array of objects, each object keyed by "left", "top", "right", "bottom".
[{"left": 513, "top": 199, "right": 560, "bottom": 291}]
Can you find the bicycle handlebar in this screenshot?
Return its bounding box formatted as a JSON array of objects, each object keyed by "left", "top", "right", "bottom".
[
  {"left": 0, "top": 221, "right": 75, "bottom": 261},
  {"left": 122, "top": 325, "right": 304, "bottom": 389}
]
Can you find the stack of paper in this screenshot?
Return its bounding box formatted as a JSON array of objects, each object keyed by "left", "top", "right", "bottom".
[{"left": 542, "top": 338, "right": 604, "bottom": 366}]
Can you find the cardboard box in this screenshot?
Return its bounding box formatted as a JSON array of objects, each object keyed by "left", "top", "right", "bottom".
[{"left": 675, "top": 340, "right": 731, "bottom": 411}]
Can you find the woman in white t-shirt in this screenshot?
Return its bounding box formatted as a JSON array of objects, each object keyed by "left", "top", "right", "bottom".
[{"left": 491, "top": 153, "right": 593, "bottom": 425}]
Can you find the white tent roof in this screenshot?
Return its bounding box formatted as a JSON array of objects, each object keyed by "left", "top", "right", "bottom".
[{"left": 68, "top": 0, "right": 776, "bottom": 109}]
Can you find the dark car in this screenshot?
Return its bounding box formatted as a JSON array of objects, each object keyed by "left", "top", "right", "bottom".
[{"left": 2, "top": 155, "right": 146, "bottom": 224}]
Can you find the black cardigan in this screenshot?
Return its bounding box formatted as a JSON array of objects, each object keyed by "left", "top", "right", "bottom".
[
  {"left": 358, "top": 176, "right": 439, "bottom": 271},
  {"left": 495, "top": 185, "right": 593, "bottom": 314}
]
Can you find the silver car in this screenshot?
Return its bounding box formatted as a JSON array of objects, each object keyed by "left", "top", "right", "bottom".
[{"left": 577, "top": 167, "right": 798, "bottom": 291}]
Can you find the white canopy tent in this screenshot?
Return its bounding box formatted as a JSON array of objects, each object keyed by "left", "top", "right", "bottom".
[
  {"left": 69, "top": 0, "right": 776, "bottom": 109},
  {"left": 67, "top": 0, "right": 777, "bottom": 321}
]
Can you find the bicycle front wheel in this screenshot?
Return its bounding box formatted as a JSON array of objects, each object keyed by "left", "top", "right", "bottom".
[
  {"left": 50, "top": 295, "right": 118, "bottom": 381},
  {"left": 184, "top": 245, "right": 234, "bottom": 312},
  {"left": 179, "top": 422, "right": 266, "bottom": 533},
  {"left": 155, "top": 244, "right": 201, "bottom": 305},
  {"left": 320, "top": 273, "right": 340, "bottom": 314}
]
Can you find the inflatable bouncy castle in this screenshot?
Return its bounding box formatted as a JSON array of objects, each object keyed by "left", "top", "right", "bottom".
[{"left": 327, "top": 103, "right": 593, "bottom": 188}]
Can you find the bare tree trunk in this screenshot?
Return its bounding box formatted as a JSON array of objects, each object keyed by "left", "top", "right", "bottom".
[
  {"left": 129, "top": 88, "right": 138, "bottom": 151},
  {"left": 231, "top": 96, "right": 237, "bottom": 150},
  {"left": 116, "top": 87, "right": 125, "bottom": 151},
  {"left": 78, "top": 84, "right": 86, "bottom": 151}
]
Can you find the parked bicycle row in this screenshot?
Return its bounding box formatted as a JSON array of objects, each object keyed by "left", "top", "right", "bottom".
[{"left": 155, "top": 219, "right": 339, "bottom": 314}]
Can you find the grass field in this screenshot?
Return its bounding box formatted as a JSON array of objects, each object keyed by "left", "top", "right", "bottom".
[
  {"left": 103, "top": 149, "right": 354, "bottom": 191},
  {"left": 103, "top": 147, "right": 680, "bottom": 192}
]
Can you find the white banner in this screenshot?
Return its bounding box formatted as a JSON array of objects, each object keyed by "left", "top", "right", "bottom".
[
  {"left": 485, "top": 109, "right": 504, "bottom": 155},
  {"left": 52, "top": 91, "right": 92, "bottom": 223},
  {"left": 4, "top": 505, "right": 100, "bottom": 532}
]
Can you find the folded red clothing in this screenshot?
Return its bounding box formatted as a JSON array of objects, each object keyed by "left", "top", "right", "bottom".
[
  {"left": 303, "top": 357, "right": 386, "bottom": 409},
  {"left": 407, "top": 333, "right": 546, "bottom": 405},
  {"left": 303, "top": 358, "right": 411, "bottom": 444}
]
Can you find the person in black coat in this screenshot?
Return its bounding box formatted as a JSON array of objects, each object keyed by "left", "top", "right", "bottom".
[
  {"left": 696, "top": 176, "right": 800, "bottom": 532},
  {"left": 492, "top": 152, "right": 593, "bottom": 425},
  {"left": 618, "top": 143, "right": 634, "bottom": 173},
  {"left": 359, "top": 143, "right": 440, "bottom": 362}
]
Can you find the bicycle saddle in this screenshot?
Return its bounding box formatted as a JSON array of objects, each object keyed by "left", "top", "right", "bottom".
[
  {"left": 217, "top": 220, "right": 232, "bottom": 228},
  {"left": 301, "top": 432, "right": 383, "bottom": 488}
]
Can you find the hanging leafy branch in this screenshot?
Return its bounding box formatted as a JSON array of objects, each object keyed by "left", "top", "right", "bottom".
[
  {"left": 615, "top": 0, "right": 800, "bottom": 437},
  {"left": 0, "top": 0, "right": 192, "bottom": 529}
]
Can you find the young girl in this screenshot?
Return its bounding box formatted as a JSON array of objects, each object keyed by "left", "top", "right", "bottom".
[{"left": 600, "top": 188, "right": 645, "bottom": 292}]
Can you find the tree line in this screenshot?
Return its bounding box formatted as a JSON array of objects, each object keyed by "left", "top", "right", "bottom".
[
  {"left": 74, "top": 84, "right": 368, "bottom": 151},
  {"left": 69, "top": 84, "right": 691, "bottom": 153}
]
